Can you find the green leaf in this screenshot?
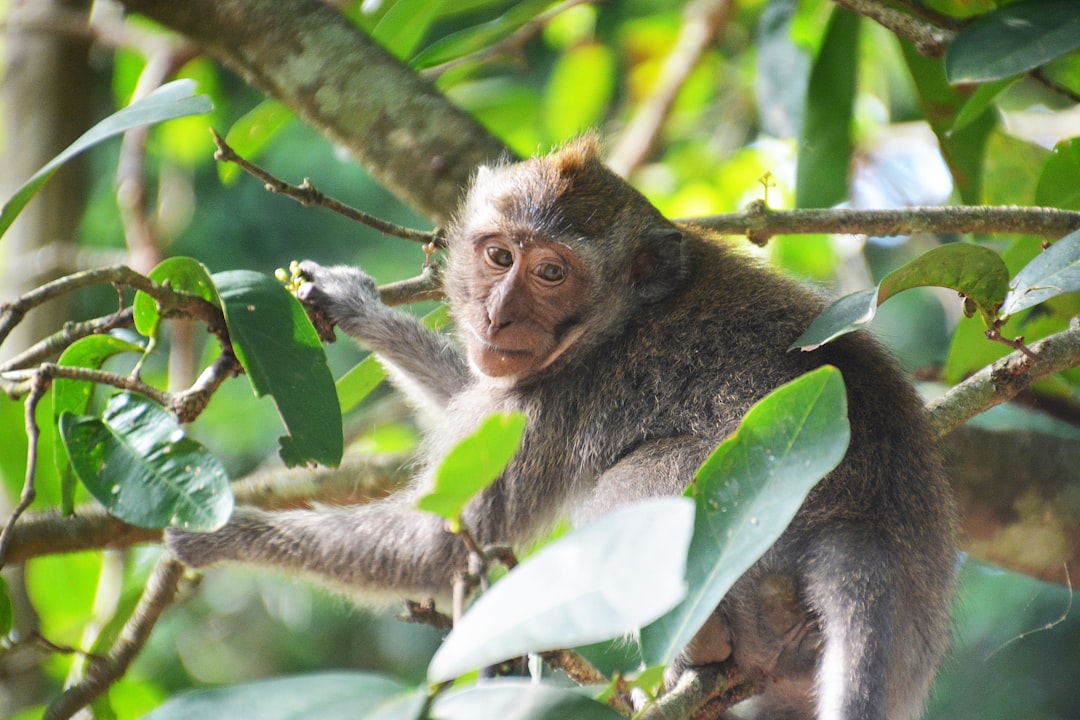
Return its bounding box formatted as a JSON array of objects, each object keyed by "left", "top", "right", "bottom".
[
  {"left": 143, "top": 672, "right": 424, "bottom": 720},
  {"left": 218, "top": 100, "right": 295, "bottom": 185},
  {"left": 945, "top": 0, "right": 1080, "bottom": 83},
  {"left": 544, "top": 43, "right": 616, "bottom": 141},
  {"left": 951, "top": 78, "right": 1016, "bottom": 132},
  {"left": 902, "top": 43, "right": 996, "bottom": 204},
  {"left": 0, "top": 576, "right": 12, "bottom": 636},
  {"left": 411, "top": 0, "right": 555, "bottom": 69},
  {"left": 213, "top": 270, "right": 343, "bottom": 468},
  {"left": 434, "top": 681, "right": 623, "bottom": 720},
  {"left": 427, "top": 497, "right": 694, "bottom": 683},
  {"left": 52, "top": 335, "right": 145, "bottom": 514},
  {"left": 640, "top": 367, "right": 849, "bottom": 667},
  {"left": 417, "top": 412, "right": 527, "bottom": 527},
  {"left": 60, "top": 393, "right": 233, "bottom": 531},
  {"left": 1036, "top": 138, "right": 1080, "bottom": 210},
  {"left": 796, "top": 8, "right": 859, "bottom": 208},
  {"left": 1002, "top": 228, "right": 1080, "bottom": 316},
  {"left": 877, "top": 243, "right": 1009, "bottom": 322},
  {"left": 133, "top": 257, "right": 219, "bottom": 338},
  {"left": 0, "top": 79, "right": 212, "bottom": 241},
  {"left": 791, "top": 244, "right": 1010, "bottom": 350},
  {"left": 372, "top": 0, "right": 448, "bottom": 60}
]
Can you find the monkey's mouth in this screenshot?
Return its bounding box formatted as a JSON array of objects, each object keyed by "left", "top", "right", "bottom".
[{"left": 467, "top": 326, "right": 533, "bottom": 357}]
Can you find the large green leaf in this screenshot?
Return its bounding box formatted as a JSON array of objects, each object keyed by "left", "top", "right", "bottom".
[
  {"left": 945, "top": 0, "right": 1080, "bottom": 83},
  {"left": 1002, "top": 227, "right": 1080, "bottom": 316},
  {"left": 795, "top": 8, "right": 859, "bottom": 208},
  {"left": 433, "top": 681, "right": 623, "bottom": 720},
  {"left": 133, "top": 257, "right": 219, "bottom": 338},
  {"left": 52, "top": 335, "right": 145, "bottom": 514},
  {"left": 416, "top": 412, "right": 527, "bottom": 529},
  {"left": 213, "top": 270, "right": 342, "bottom": 468},
  {"left": 791, "top": 244, "right": 1010, "bottom": 350},
  {"left": 143, "top": 672, "right": 424, "bottom": 720},
  {"left": 218, "top": 100, "right": 295, "bottom": 185},
  {"left": 59, "top": 393, "right": 233, "bottom": 531},
  {"left": 0, "top": 79, "right": 212, "bottom": 241},
  {"left": 1035, "top": 138, "right": 1080, "bottom": 210},
  {"left": 427, "top": 497, "right": 694, "bottom": 683},
  {"left": 544, "top": 43, "right": 616, "bottom": 141},
  {"left": 371, "top": 0, "right": 448, "bottom": 60},
  {"left": 640, "top": 366, "right": 849, "bottom": 667}
]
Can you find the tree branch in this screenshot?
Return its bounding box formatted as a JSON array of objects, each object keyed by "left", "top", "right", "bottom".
[
  {"left": 830, "top": 0, "right": 953, "bottom": 57},
  {"left": 43, "top": 557, "right": 185, "bottom": 720},
  {"left": 115, "top": 0, "right": 511, "bottom": 224},
  {"left": 687, "top": 201, "right": 1080, "bottom": 244}
]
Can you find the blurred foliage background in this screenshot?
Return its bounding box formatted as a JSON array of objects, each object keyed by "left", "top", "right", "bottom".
[{"left": 2, "top": 0, "right": 1080, "bottom": 717}]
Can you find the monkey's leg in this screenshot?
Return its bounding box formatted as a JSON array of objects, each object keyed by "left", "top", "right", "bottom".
[
  {"left": 167, "top": 501, "right": 468, "bottom": 605},
  {"left": 296, "top": 261, "right": 470, "bottom": 411}
]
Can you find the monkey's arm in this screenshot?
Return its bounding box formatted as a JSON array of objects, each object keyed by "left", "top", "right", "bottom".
[
  {"left": 167, "top": 500, "right": 468, "bottom": 604},
  {"left": 296, "top": 261, "right": 470, "bottom": 415}
]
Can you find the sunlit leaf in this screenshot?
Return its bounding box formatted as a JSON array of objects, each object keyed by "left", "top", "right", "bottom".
[
  {"left": 52, "top": 335, "right": 145, "bottom": 514},
  {"left": 0, "top": 79, "right": 212, "bottom": 241},
  {"left": 371, "top": 0, "right": 448, "bottom": 60},
  {"left": 1002, "top": 228, "right": 1080, "bottom": 316},
  {"left": 434, "top": 681, "right": 623, "bottom": 720},
  {"left": 640, "top": 367, "right": 848, "bottom": 667},
  {"left": 60, "top": 393, "right": 233, "bottom": 531},
  {"left": 796, "top": 8, "right": 859, "bottom": 208},
  {"left": 416, "top": 412, "right": 526, "bottom": 527},
  {"left": 213, "top": 270, "right": 342, "bottom": 468},
  {"left": 219, "top": 100, "right": 295, "bottom": 185},
  {"left": 133, "top": 257, "right": 219, "bottom": 338},
  {"left": 143, "top": 672, "right": 425, "bottom": 720},
  {"left": 544, "top": 43, "right": 616, "bottom": 141},
  {"left": 427, "top": 497, "right": 694, "bottom": 683},
  {"left": 1035, "top": 138, "right": 1080, "bottom": 210},
  {"left": 0, "top": 576, "right": 12, "bottom": 636},
  {"left": 945, "top": 0, "right": 1080, "bottom": 83}
]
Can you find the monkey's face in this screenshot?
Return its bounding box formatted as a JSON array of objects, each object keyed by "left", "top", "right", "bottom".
[{"left": 457, "top": 233, "right": 591, "bottom": 381}]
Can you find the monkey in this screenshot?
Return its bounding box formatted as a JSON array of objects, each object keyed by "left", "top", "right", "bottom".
[{"left": 167, "top": 137, "right": 957, "bottom": 720}]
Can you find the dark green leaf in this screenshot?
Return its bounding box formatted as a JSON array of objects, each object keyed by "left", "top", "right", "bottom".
[
  {"left": 434, "top": 681, "right": 623, "bottom": 720},
  {"left": 213, "top": 270, "right": 342, "bottom": 468},
  {"left": 52, "top": 335, "right": 145, "bottom": 514},
  {"left": 219, "top": 100, "right": 295, "bottom": 185},
  {"left": 427, "top": 497, "right": 693, "bottom": 683},
  {"left": 796, "top": 8, "right": 859, "bottom": 208},
  {"left": 951, "top": 78, "right": 1016, "bottom": 132},
  {"left": 60, "top": 393, "right": 232, "bottom": 531},
  {"left": 1035, "top": 138, "right": 1080, "bottom": 210},
  {"left": 143, "top": 672, "right": 424, "bottom": 720},
  {"left": 0, "top": 80, "right": 212, "bottom": 241},
  {"left": 134, "top": 257, "right": 219, "bottom": 338},
  {"left": 417, "top": 412, "right": 526, "bottom": 527},
  {"left": 1002, "top": 228, "right": 1080, "bottom": 316},
  {"left": 946, "top": 0, "right": 1080, "bottom": 83},
  {"left": 640, "top": 367, "right": 849, "bottom": 667}
]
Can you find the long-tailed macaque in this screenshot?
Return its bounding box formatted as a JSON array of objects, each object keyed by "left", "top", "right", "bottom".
[{"left": 168, "top": 138, "right": 956, "bottom": 720}]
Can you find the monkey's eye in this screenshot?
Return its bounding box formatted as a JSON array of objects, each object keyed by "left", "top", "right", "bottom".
[
  {"left": 535, "top": 263, "right": 567, "bottom": 284},
  {"left": 486, "top": 246, "right": 514, "bottom": 269}
]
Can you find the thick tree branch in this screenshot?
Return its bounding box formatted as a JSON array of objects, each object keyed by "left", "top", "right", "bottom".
[{"left": 115, "top": 0, "right": 511, "bottom": 224}]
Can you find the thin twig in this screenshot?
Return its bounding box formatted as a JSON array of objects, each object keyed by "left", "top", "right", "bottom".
[
  {"left": 43, "top": 556, "right": 186, "bottom": 720},
  {"left": 686, "top": 201, "right": 1080, "bottom": 245},
  {"left": 0, "top": 372, "right": 48, "bottom": 568},
  {"left": 0, "top": 307, "right": 135, "bottom": 372},
  {"left": 210, "top": 128, "right": 440, "bottom": 246},
  {"left": 1, "top": 363, "right": 171, "bottom": 407},
  {"left": 638, "top": 664, "right": 759, "bottom": 720},
  {"left": 607, "top": 0, "right": 733, "bottom": 177}
]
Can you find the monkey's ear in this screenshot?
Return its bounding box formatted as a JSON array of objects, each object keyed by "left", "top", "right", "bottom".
[{"left": 631, "top": 229, "right": 686, "bottom": 304}]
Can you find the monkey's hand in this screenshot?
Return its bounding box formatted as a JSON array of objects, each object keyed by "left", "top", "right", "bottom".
[{"left": 295, "top": 260, "right": 382, "bottom": 339}]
